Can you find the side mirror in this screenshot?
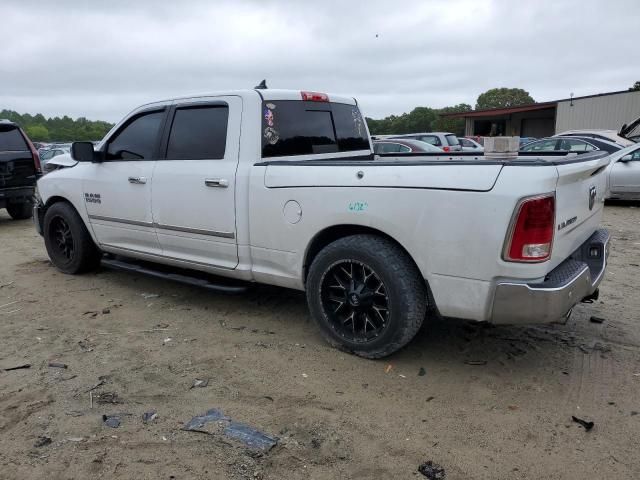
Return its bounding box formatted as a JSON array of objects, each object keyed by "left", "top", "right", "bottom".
[
  {"left": 619, "top": 154, "right": 633, "bottom": 163},
  {"left": 71, "top": 141, "right": 98, "bottom": 162}
]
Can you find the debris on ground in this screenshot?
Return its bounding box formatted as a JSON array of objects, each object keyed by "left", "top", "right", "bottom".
[
  {"left": 163, "top": 337, "right": 173, "bottom": 345},
  {"left": 183, "top": 408, "right": 278, "bottom": 451},
  {"left": 3, "top": 363, "right": 31, "bottom": 371},
  {"left": 426, "top": 396, "right": 435, "bottom": 402},
  {"left": 103, "top": 415, "right": 121, "bottom": 428},
  {"left": 142, "top": 410, "right": 158, "bottom": 423},
  {"left": 141, "top": 293, "right": 160, "bottom": 299},
  {"left": 224, "top": 421, "right": 278, "bottom": 452},
  {"left": 590, "top": 316, "right": 605, "bottom": 324},
  {"left": 96, "top": 392, "right": 121, "bottom": 404},
  {"left": 572, "top": 415, "right": 594, "bottom": 431},
  {"left": 33, "top": 436, "right": 52, "bottom": 448},
  {"left": 102, "top": 308, "right": 111, "bottom": 314},
  {"left": 418, "top": 367, "right": 426, "bottom": 376},
  {"left": 84, "top": 377, "right": 107, "bottom": 392},
  {"left": 65, "top": 437, "right": 85, "bottom": 442},
  {"left": 48, "top": 362, "right": 67, "bottom": 369},
  {"left": 385, "top": 364, "right": 393, "bottom": 373},
  {"left": 183, "top": 408, "right": 228, "bottom": 433},
  {"left": 418, "top": 460, "right": 446, "bottom": 479},
  {"left": 191, "top": 378, "right": 209, "bottom": 389},
  {"left": 464, "top": 360, "right": 487, "bottom": 366}
]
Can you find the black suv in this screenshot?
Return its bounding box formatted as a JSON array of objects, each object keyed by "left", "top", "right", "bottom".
[{"left": 0, "top": 120, "right": 41, "bottom": 219}]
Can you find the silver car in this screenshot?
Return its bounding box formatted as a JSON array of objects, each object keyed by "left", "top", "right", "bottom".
[
  {"left": 607, "top": 143, "right": 640, "bottom": 200},
  {"left": 389, "top": 132, "right": 462, "bottom": 152}
]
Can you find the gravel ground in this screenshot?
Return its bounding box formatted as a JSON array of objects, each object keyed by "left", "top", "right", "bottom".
[{"left": 0, "top": 204, "right": 639, "bottom": 479}]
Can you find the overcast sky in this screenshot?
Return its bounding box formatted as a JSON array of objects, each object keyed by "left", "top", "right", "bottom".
[{"left": 1, "top": 0, "right": 639, "bottom": 122}]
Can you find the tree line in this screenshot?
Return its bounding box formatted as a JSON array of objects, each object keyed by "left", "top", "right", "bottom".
[
  {"left": 0, "top": 109, "right": 113, "bottom": 142},
  {"left": 366, "top": 87, "right": 535, "bottom": 136}
]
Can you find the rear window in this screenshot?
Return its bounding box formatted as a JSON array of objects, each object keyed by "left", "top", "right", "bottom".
[
  {"left": 0, "top": 126, "right": 28, "bottom": 151},
  {"left": 445, "top": 134, "right": 460, "bottom": 146},
  {"left": 166, "top": 106, "right": 228, "bottom": 160},
  {"left": 261, "top": 101, "right": 370, "bottom": 158},
  {"left": 414, "top": 135, "right": 441, "bottom": 146}
]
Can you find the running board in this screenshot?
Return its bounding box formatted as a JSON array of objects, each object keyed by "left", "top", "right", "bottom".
[{"left": 101, "top": 258, "right": 249, "bottom": 294}]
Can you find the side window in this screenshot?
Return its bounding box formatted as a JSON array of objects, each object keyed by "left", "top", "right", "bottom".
[
  {"left": 631, "top": 150, "right": 640, "bottom": 160},
  {"left": 522, "top": 139, "right": 557, "bottom": 151},
  {"left": 106, "top": 110, "right": 164, "bottom": 161},
  {"left": 560, "top": 139, "right": 593, "bottom": 152},
  {"left": 399, "top": 144, "right": 412, "bottom": 153},
  {"left": 166, "top": 105, "right": 229, "bottom": 160}
]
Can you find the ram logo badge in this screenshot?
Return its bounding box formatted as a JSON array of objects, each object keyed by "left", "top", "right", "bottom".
[{"left": 84, "top": 192, "right": 101, "bottom": 204}]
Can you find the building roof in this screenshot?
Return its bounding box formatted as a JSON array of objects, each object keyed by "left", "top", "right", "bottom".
[{"left": 441, "top": 88, "right": 638, "bottom": 119}]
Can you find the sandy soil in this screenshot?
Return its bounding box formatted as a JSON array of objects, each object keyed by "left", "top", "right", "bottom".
[{"left": 0, "top": 204, "right": 639, "bottom": 480}]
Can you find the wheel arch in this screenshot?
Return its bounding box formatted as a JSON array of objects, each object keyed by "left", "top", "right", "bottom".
[{"left": 303, "top": 224, "right": 425, "bottom": 284}]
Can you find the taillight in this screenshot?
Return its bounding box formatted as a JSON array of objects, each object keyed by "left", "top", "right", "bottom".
[
  {"left": 442, "top": 146, "right": 450, "bottom": 152},
  {"left": 21, "top": 128, "right": 42, "bottom": 174},
  {"left": 504, "top": 195, "right": 555, "bottom": 262},
  {"left": 301, "top": 91, "right": 329, "bottom": 102}
]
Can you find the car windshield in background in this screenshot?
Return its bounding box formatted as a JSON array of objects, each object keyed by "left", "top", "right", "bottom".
[
  {"left": 261, "top": 101, "right": 370, "bottom": 158},
  {"left": 0, "top": 126, "right": 27, "bottom": 151}
]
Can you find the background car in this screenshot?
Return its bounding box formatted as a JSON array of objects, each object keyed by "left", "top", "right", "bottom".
[
  {"left": 373, "top": 138, "right": 443, "bottom": 154},
  {"left": 554, "top": 129, "right": 634, "bottom": 147},
  {"left": 39, "top": 144, "right": 70, "bottom": 166},
  {"left": 519, "top": 137, "right": 537, "bottom": 147},
  {"left": 520, "top": 136, "right": 623, "bottom": 154},
  {"left": 606, "top": 143, "right": 640, "bottom": 200},
  {"left": 459, "top": 137, "right": 484, "bottom": 152},
  {"left": 389, "top": 132, "right": 461, "bottom": 152}
]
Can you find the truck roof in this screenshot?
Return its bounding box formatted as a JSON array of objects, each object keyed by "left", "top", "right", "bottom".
[{"left": 137, "top": 89, "right": 357, "bottom": 111}]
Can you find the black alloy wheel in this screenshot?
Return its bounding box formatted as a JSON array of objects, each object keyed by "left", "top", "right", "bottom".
[{"left": 320, "top": 260, "right": 390, "bottom": 343}]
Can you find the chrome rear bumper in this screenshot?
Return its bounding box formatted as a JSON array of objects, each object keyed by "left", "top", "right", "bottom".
[{"left": 491, "top": 229, "right": 610, "bottom": 324}]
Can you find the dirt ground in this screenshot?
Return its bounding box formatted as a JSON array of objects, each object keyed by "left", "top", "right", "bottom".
[{"left": 0, "top": 204, "right": 639, "bottom": 480}]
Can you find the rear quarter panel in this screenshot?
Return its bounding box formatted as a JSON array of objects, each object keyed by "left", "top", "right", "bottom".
[{"left": 247, "top": 162, "right": 560, "bottom": 320}]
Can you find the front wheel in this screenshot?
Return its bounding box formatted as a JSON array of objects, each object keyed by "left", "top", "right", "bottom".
[
  {"left": 6, "top": 201, "right": 33, "bottom": 220},
  {"left": 43, "top": 202, "right": 101, "bottom": 274},
  {"left": 306, "top": 234, "right": 428, "bottom": 359}
]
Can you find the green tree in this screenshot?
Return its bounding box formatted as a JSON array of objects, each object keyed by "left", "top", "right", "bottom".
[
  {"left": 25, "top": 124, "right": 50, "bottom": 141},
  {"left": 630, "top": 81, "right": 640, "bottom": 91},
  {"left": 475, "top": 88, "right": 535, "bottom": 110},
  {"left": 0, "top": 109, "right": 113, "bottom": 142},
  {"left": 433, "top": 103, "right": 472, "bottom": 135}
]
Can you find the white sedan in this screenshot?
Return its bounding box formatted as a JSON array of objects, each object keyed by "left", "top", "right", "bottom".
[{"left": 607, "top": 143, "right": 640, "bottom": 200}]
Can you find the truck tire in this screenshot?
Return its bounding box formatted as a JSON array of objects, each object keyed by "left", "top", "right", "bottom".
[
  {"left": 43, "top": 202, "right": 102, "bottom": 274},
  {"left": 6, "top": 201, "right": 33, "bottom": 220},
  {"left": 306, "top": 234, "right": 428, "bottom": 358}
]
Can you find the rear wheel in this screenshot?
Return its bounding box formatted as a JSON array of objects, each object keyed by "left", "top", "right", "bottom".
[
  {"left": 43, "top": 202, "right": 101, "bottom": 274},
  {"left": 6, "top": 201, "right": 32, "bottom": 220},
  {"left": 306, "top": 234, "right": 428, "bottom": 358}
]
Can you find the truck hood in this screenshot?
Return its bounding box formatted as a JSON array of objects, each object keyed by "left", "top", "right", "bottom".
[{"left": 45, "top": 153, "right": 78, "bottom": 169}]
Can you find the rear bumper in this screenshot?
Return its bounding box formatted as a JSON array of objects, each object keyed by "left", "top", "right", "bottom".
[
  {"left": 0, "top": 186, "right": 35, "bottom": 208},
  {"left": 491, "top": 229, "right": 610, "bottom": 324}
]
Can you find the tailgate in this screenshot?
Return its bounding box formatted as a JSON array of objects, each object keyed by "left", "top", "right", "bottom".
[{"left": 551, "top": 152, "right": 610, "bottom": 268}]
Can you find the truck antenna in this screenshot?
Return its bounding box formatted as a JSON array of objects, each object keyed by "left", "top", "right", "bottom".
[{"left": 255, "top": 79, "right": 268, "bottom": 90}]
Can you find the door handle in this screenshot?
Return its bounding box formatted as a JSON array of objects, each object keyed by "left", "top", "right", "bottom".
[
  {"left": 128, "top": 176, "right": 147, "bottom": 184},
  {"left": 205, "top": 178, "right": 229, "bottom": 188}
]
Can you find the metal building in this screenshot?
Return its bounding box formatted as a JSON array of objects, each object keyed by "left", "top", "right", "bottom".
[{"left": 444, "top": 89, "right": 640, "bottom": 138}]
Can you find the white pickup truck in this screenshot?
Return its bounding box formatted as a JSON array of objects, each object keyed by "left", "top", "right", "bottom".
[{"left": 34, "top": 89, "right": 610, "bottom": 358}]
